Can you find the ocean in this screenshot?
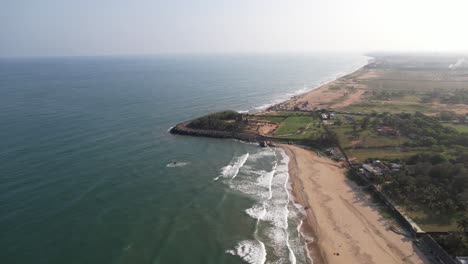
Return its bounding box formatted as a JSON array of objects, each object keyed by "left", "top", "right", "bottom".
[{"left": 0, "top": 54, "right": 367, "bottom": 264}]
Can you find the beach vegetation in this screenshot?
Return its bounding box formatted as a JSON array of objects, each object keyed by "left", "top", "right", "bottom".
[
  {"left": 188, "top": 111, "right": 243, "bottom": 131},
  {"left": 250, "top": 115, "right": 286, "bottom": 123}
]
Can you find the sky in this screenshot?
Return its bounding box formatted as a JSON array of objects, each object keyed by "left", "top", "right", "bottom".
[{"left": 1, "top": 0, "right": 468, "bottom": 57}]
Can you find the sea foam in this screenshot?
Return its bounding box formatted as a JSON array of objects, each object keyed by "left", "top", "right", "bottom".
[
  {"left": 227, "top": 147, "right": 303, "bottom": 263},
  {"left": 226, "top": 240, "right": 267, "bottom": 264},
  {"left": 213, "top": 153, "right": 249, "bottom": 181}
]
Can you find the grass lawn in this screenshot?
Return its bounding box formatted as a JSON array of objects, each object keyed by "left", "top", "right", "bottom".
[
  {"left": 274, "top": 116, "right": 320, "bottom": 136},
  {"left": 259, "top": 111, "right": 313, "bottom": 117},
  {"left": 250, "top": 115, "right": 286, "bottom": 123},
  {"left": 404, "top": 210, "right": 458, "bottom": 232},
  {"left": 443, "top": 123, "right": 468, "bottom": 133}
]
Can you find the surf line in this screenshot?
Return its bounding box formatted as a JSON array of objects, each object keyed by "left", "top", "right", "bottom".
[
  {"left": 279, "top": 148, "right": 297, "bottom": 264},
  {"left": 213, "top": 152, "right": 250, "bottom": 181},
  {"left": 230, "top": 153, "right": 249, "bottom": 182},
  {"left": 255, "top": 147, "right": 277, "bottom": 262},
  {"left": 297, "top": 219, "right": 314, "bottom": 264},
  {"left": 253, "top": 205, "right": 267, "bottom": 264},
  {"left": 247, "top": 148, "right": 275, "bottom": 264}
]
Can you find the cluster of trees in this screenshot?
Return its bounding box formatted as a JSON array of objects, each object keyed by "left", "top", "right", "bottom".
[
  {"left": 435, "top": 214, "right": 468, "bottom": 256},
  {"left": 422, "top": 89, "right": 468, "bottom": 105},
  {"left": 439, "top": 111, "right": 468, "bottom": 124},
  {"left": 188, "top": 111, "right": 244, "bottom": 131},
  {"left": 441, "top": 89, "right": 468, "bottom": 104},
  {"left": 436, "top": 231, "right": 468, "bottom": 256},
  {"left": 378, "top": 112, "right": 468, "bottom": 147},
  {"left": 382, "top": 153, "right": 468, "bottom": 214}
]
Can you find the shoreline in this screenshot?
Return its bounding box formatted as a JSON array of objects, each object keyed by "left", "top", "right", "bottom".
[
  {"left": 264, "top": 58, "right": 370, "bottom": 113},
  {"left": 283, "top": 145, "right": 326, "bottom": 264},
  {"left": 170, "top": 59, "right": 371, "bottom": 141},
  {"left": 168, "top": 57, "right": 433, "bottom": 263},
  {"left": 281, "top": 144, "right": 429, "bottom": 264},
  {"left": 251, "top": 63, "right": 365, "bottom": 113}
]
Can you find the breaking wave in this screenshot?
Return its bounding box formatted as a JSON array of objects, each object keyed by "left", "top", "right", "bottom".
[
  {"left": 213, "top": 153, "right": 249, "bottom": 181},
  {"left": 223, "top": 147, "right": 308, "bottom": 263},
  {"left": 226, "top": 240, "right": 267, "bottom": 264}
]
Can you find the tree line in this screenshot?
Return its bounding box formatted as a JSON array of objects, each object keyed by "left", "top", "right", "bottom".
[{"left": 188, "top": 111, "right": 244, "bottom": 131}]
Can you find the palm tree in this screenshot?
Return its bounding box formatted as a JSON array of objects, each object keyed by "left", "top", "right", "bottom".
[{"left": 456, "top": 216, "right": 468, "bottom": 233}]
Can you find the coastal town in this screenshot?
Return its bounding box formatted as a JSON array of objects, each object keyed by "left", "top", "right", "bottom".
[{"left": 171, "top": 54, "right": 468, "bottom": 264}]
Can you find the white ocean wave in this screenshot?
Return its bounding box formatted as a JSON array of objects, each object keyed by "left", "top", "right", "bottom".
[
  {"left": 222, "top": 147, "right": 316, "bottom": 263},
  {"left": 246, "top": 203, "right": 267, "bottom": 220},
  {"left": 226, "top": 240, "right": 267, "bottom": 264},
  {"left": 249, "top": 150, "right": 276, "bottom": 162},
  {"left": 213, "top": 153, "right": 249, "bottom": 181}
]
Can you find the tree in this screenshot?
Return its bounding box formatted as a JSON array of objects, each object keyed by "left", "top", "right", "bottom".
[
  {"left": 361, "top": 116, "right": 370, "bottom": 130},
  {"left": 440, "top": 111, "right": 455, "bottom": 121},
  {"left": 421, "top": 136, "right": 437, "bottom": 146},
  {"left": 352, "top": 121, "right": 357, "bottom": 132},
  {"left": 327, "top": 131, "right": 339, "bottom": 145},
  {"left": 457, "top": 215, "right": 468, "bottom": 232}
]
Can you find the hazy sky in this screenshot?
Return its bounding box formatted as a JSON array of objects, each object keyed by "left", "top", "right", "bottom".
[{"left": 1, "top": 0, "right": 468, "bottom": 56}]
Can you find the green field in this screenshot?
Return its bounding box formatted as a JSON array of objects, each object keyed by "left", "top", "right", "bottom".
[
  {"left": 330, "top": 125, "right": 407, "bottom": 148},
  {"left": 274, "top": 116, "right": 322, "bottom": 138},
  {"left": 443, "top": 123, "right": 468, "bottom": 133},
  {"left": 404, "top": 210, "right": 458, "bottom": 232},
  {"left": 250, "top": 115, "right": 286, "bottom": 123},
  {"left": 264, "top": 111, "right": 312, "bottom": 116}
]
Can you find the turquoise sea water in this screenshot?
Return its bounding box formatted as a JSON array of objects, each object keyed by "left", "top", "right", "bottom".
[{"left": 0, "top": 54, "right": 367, "bottom": 264}]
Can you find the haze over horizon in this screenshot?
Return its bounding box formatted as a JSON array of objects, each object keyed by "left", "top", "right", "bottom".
[{"left": 1, "top": 0, "right": 468, "bottom": 57}]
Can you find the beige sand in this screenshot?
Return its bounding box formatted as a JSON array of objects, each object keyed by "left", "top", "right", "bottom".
[
  {"left": 282, "top": 145, "right": 429, "bottom": 264},
  {"left": 270, "top": 68, "right": 373, "bottom": 111}
]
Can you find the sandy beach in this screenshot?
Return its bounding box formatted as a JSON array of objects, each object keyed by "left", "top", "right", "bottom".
[
  {"left": 282, "top": 145, "right": 429, "bottom": 264},
  {"left": 268, "top": 67, "right": 371, "bottom": 112}
]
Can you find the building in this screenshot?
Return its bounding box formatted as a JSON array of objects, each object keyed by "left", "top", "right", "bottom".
[
  {"left": 362, "top": 164, "right": 383, "bottom": 179},
  {"left": 390, "top": 163, "right": 401, "bottom": 171}
]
